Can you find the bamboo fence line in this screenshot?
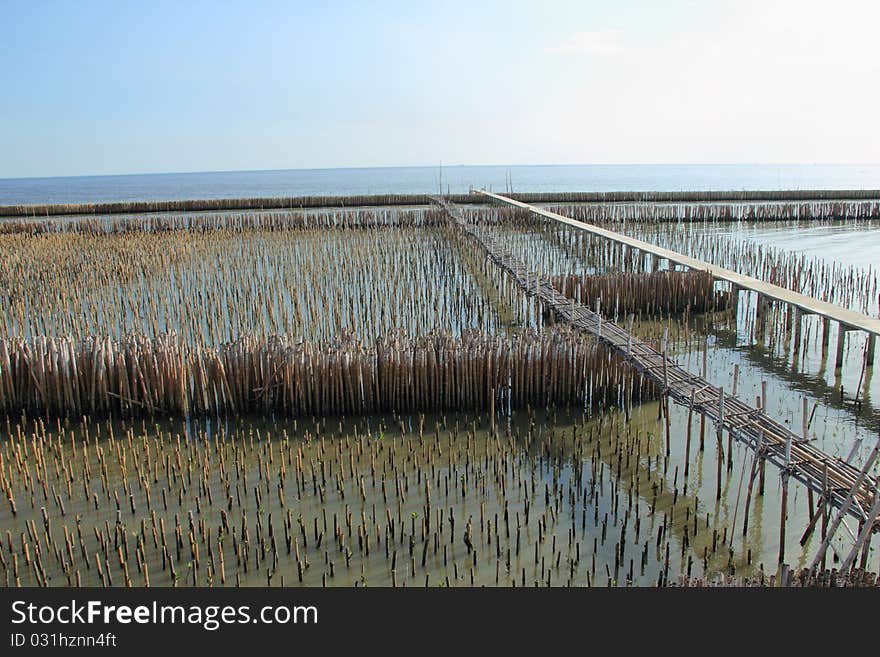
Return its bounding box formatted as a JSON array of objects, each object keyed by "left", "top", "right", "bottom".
[
  {"left": 0, "top": 207, "right": 437, "bottom": 235},
  {"left": 0, "top": 194, "right": 478, "bottom": 218},
  {"left": 0, "top": 328, "right": 653, "bottom": 417},
  {"left": 550, "top": 270, "right": 718, "bottom": 316},
  {"left": 4, "top": 188, "right": 880, "bottom": 218},
  {"left": 544, "top": 199, "right": 880, "bottom": 223},
  {"left": 519, "top": 189, "right": 880, "bottom": 204}
]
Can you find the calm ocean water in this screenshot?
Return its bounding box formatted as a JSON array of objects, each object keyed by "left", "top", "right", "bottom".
[{"left": 2, "top": 164, "right": 880, "bottom": 205}]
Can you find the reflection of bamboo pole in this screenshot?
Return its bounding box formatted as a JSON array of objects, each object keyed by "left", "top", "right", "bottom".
[
  {"left": 741, "top": 432, "right": 762, "bottom": 539},
  {"left": 854, "top": 341, "right": 869, "bottom": 405},
  {"left": 716, "top": 388, "right": 724, "bottom": 501},
  {"left": 779, "top": 434, "right": 792, "bottom": 564},
  {"left": 684, "top": 389, "right": 695, "bottom": 481}
]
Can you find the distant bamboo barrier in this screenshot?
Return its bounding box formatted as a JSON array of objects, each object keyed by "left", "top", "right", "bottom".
[
  {"left": 516, "top": 189, "right": 880, "bottom": 204},
  {"left": 0, "top": 329, "right": 653, "bottom": 418},
  {"left": 0, "top": 194, "right": 473, "bottom": 218},
  {"left": 551, "top": 270, "right": 718, "bottom": 316},
  {"left": 544, "top": 200, "right": 880, "bottom": 224},
  {"left": 3, "top": 188, "right": 880, "bottom": 218}
]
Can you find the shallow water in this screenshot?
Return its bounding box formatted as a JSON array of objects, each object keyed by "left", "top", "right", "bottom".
[
  {"left": 0, "top": 401, "right": 835, "bottom": 588},
  {"left": 0, "top": 224, "right": 509, "bottom": 344},
  {"left": 1, "top": 206, "right": 878, "bottom": 586},
  {"left": 3, "top": 163, "right": 880, "bottom": 205},
  {"left": 499, "top": 214, "right": 880, "bottom": 416},
  {"left": 718, "top": 222, "right": 880, "bottom": 272}
]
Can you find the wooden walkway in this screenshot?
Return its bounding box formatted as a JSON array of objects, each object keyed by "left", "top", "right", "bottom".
[
  {"left": 435, "top": 198, "right": 880, "bottom": 541},
  {"left": 476, "top": 189, "right": 879, "bottom": 365}
]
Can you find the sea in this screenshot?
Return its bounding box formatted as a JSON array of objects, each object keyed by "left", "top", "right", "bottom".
[{"left": 2, "top": 163, "right": 880, "bottom": 205}]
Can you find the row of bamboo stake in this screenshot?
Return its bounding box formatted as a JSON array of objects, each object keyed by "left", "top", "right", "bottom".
[
  {"left": 0, "top": 194, "right": 481, "bottom": 219},
  {"left": 5, "top": 188, "right": 878, "bottom": 218},
  {"left": 0, "top": 207, "right": 436, "bottom": 235},
  {"left": 0, "top": 329, "right": 654, "bottom": 418},
  {"left": 2, "top": 406, "right": 855, "bottom": 587},
  {"left": 544, "top": 200, "right": 880, "bottom": 223},
  {"left": 551, "top": 270, "right": 718, "bottom": 317}
]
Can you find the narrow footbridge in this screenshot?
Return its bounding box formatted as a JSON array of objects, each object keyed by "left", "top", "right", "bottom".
[
  {"left": 476, "top": 189, "right": 879, "bottom": 367},
  {"left": 434, "top": 196, "right": 880, "bottom": 562}
]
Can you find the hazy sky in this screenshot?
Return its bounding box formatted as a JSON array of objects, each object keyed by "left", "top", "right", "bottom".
[{"left": 2, "top": 0, "right": 879, "bottom": 178}]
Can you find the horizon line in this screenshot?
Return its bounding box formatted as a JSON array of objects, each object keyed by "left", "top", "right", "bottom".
[{"left": 3, "top": 161, "right": 880, "bottom": 183}]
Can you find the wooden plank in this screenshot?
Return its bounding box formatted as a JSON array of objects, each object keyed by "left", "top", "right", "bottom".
[
  {"left": 476, "top": 190, "right": 880, "bottom": 338},
  {"left": 435, "top": 197, "right": 879, "bottom": 532}
]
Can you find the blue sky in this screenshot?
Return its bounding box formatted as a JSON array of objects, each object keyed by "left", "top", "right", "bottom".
[{"left": 2, "top": 0, "right": 879, "bottom": 177}]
